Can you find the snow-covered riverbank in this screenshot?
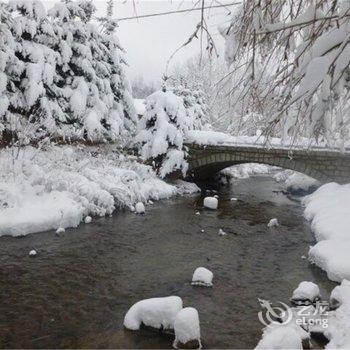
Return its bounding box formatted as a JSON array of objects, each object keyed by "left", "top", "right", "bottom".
[{"left": 0, "top": 145, "right": 199, "bottom": 237}]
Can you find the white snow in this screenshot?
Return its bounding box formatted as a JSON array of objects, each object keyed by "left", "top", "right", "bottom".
[
  {"left": 135, "top": 202, "right": 145, "bottom": 214},
  {"left": 29, "top": 249, "right": 37, "bottom": 257},
  {"left": 267, "top": 218, "right": 279, "bottom": 228},
  {"left": 218, "top": 228, "right": 227, "bottom": 236},
  {"left": 0, "top": 145, "right": 193, "bottom": 237},
  {"left": 173, "top": 180, "right": 200, "bottom": 195},
  {"left": 203, "top": 197, "right": 218, "bottom": 210},
  {"left": 134, "top": 99, "right": 146, "bottom": 116},
  {"left": 123, "top": 296, "right": 183, "bottom": 331},
  {"left": 191, "top": 267, "right": 213, "bottom": 287},
  {"left": 56, "top": 227, "right": 65, "bottom": 234},
  {"left": 255, "top": 323, "right": 309, "bottom": 349},
  {"left": 291, "top": 281, "right": 320, "bottom": 304},
  {"left": 230, "top": 197, "right": 238, "bottom": 201},
  {"left": 173, "top": 307, "right": 201, "bottom": 348},
  {"left": 221, "top": 163, "right": 272, "bottom": 180},
  {"left": 284, "top": 172, "right": 320, "bottom": 193},
  {"left": 84, "top": 216, "right": 92, "bottom": 224},
  {"left": 303, "top": 183, "right": 350, "bottom": 282},
  {"left": 324, "top": 280, "right": 350, "bottom": 349}
]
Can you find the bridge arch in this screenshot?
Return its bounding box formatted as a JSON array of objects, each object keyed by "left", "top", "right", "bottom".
[{"left": 185, "top": 144, "right": 350, "bottom": 184}]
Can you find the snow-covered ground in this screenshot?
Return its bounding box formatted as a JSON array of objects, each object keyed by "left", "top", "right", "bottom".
[
  {"left": 0, "top": 145, "right": 199, "bottom": 237},
  {"left": 303, "top": 183, "right": 350, "bottom": 282}
]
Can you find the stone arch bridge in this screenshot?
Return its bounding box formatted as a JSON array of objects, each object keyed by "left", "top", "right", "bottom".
[{"left": 185, "top": 143, "right": 350, "bottom": 184}]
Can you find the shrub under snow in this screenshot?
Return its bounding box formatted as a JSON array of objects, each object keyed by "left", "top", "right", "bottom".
[
  {"left": 0, "top": 145, "right": 198, "bottom": 236},
  {"left": 123, "top": 296, "right": 183, "bottom": 331}
]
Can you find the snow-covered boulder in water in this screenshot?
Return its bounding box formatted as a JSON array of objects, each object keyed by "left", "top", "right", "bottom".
[
  {"left": 285, "top": 173, "right": 320, "bottom": 195},
  {"left": 56, "top": 227, "right": 65, "bottom": 234},
  {"left": 291, "top": 281, "right": 320, "bottom": 305},
  {"left": 84, "top": 216, "right": 92, "bottom": 224},
  {"left": 267, "top": 218, "right": 279, "bottom": 228},
  {"left": 135, "top": 202, "right": 145, "bottom": 214},
  {"left": 218, "top": 228, "right": 227, "bottom": 236},
  {"left": 123, "top": 296, "right": 183, "bottom": 330},
  {"left": 191, "top": 267, "right": 213, "bottom": 287},
  {"left": 29, "top": 250, "right": 37, "bottom": 257},
  {"left": 256, "top": 323, "right": 309, "bottom": 349},
  {"left": 173, "top": 307, "right": 201, "bottom": 349},
  {"left": 203, "top": 197, "right": 218, "bottom": 210}
]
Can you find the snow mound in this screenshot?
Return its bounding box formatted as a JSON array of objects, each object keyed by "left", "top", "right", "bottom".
[
  {"left": 267, "top": 218, "right": 279, "bottom": 228},
  {"left": 285, "top": 172, "right": 320, "bottom": 194},
  {"left": 173, "top": 307, "right": 201, "bottom": 349},
  {"left": 221, "top": 163, "right": 272, "bottom": 179},
  {"left": 203, "top": 197, "right": 218, "bottom": 210},
  {"left": 56, "top": 227, "right": 65, "bottom": 234},
  {"left": 29, "top": 249, "right": 37, "bottom": 257},
  {"left": 256, "top": 323, "right": 309, "bottom": 349},
  {"left": 191, "top": 267, "right": 213, "bottom": 287},
  {"left": 291, "top": 281, "right": 320, "bottom": 305},
  {"left": 84, "top": 216, "right": 92, "bottom": 224},
  {"left": 330, "top": 279, "right": 350, "bottom": 310},
  {"left": 218, "top": 228, "right": 227, "bottom": 236},
  {"left": 135, "top": 202, "right": 145, "bottom": 214},
  {"left": 123, "top": 296, "right": 183, "bottom": 331}
]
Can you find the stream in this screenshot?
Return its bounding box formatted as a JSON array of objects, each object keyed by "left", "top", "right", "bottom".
[{"left": 0, "top": 174, "right": 336, "bottom": 349}]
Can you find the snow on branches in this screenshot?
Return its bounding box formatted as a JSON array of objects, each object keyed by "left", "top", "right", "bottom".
[
  {"left": 0, "top": 0, "right": 136, "bottom": 146},
  {"left": 221, "top": 0, "right": 350, "bottom": 148}
]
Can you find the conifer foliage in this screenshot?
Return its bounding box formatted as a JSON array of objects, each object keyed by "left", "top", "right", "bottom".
[{"left": 0, "top": 0, "right": 135, "bottom": 146}]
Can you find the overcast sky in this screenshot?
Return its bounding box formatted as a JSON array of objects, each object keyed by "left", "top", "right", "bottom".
[{"left": 93, "top": 0, "right": 233, "bottom": 84}]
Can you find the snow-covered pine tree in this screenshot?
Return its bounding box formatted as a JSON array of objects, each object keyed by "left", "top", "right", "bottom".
[
  {"left": 0, "top": 0, "right": 58, "bottom": 145},
  {"left": 135, "top": 88, "right": 190, "bottom": 178},
  {"left": 48, "top": 0, "right": 136, "bottom": 144},
  {"left": 170, "top": 80, "right": 208, "bottom": 130},
  {"left": 0, "top": 0, "right": 135, "bottom": 146}
]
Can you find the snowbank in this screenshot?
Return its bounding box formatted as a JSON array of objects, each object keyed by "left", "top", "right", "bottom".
[
  {"left": 123, "top": 296, "right": 183, "bottom": 330},
  {"left": 325, "top": 280, "right": 350, "bottom": 349},
  {"left": 0, "top": 145, "right": 196, "bottom": 237},
  {"left": 134, "top": 99, "right": 146, "bottom": 116},
  {"left": 303, "top": 183, "right": 350, "bottom": 282}
]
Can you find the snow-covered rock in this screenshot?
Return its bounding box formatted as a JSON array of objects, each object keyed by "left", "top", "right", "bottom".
[
  {"left": 29, "top": 250, "right": 37, "bottom": 257},
  {"left": 123, "top": 296, "right": 183, "bottom": 331},
  {"left": 267, "top": 218, "right": 279, "bottom": 228},
  {"left": 135, "top": 202, "right": 145, "bottom": 214},
  {"left": 221, "top": 163, "right": 272, "bottom": 180},
  {"left": 230, "top": 197, "right": 238, "bottom": 201},
  {"left": 218, "top": 228, "right": 227, "bottom": 236},
  {"left": 195, "top": 211, "right": 200, "bottom": 216},
  {"left": 203, "top": 197, "right": 218, "bottom": 210},
  {"left": 256, "top": 323, "right": 309, "bottom": 349},
  {"left": 285, "top": 172, "right": 320, "bottom": 195},
  {"left": 174, "top": 180, "right": 201, "bottom": 195},
  {"left": 191, "top": 267, "right": 213, "bottom": 287},
  {"left": 329, "top": 279, "right": 350, "bottom": 310},
  {"left": 84, "top": 216, "right": 92, "bottom": 224},
  {"left": 291, "top": 281, "right": 320, "bottom": 305},
  {"left": 173, "top": 307, "right": 201, "bottom": 349},
  {"left": 56, "top": 227, "right": 65, "bottom": 234}
]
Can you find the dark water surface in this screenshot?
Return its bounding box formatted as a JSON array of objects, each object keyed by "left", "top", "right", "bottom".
[{"left": 0, "top": 175, "right": 336, "bottom": 349}]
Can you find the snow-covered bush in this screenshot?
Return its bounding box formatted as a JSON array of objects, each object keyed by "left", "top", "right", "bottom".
[
  {"left": 123, "top": 296, "right": 183, "bottom": 331},
  {"left": 0, "top": 0, "right": 135, "bottom": 146},
  {"left": 135, "top": 89, "right": 191, "bottom": 178}
]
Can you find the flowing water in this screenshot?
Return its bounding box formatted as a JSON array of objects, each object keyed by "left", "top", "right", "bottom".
[{"left": 0, "top": 175, "right": 336, "bottom": 349}]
